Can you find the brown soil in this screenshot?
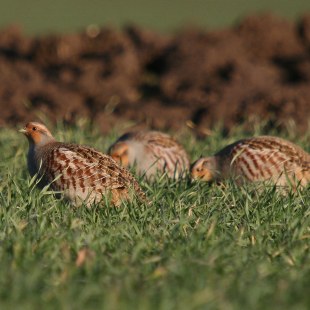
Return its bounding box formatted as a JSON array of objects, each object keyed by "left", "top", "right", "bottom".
[{"left": 0, "top": 13, "right": 309, "bottom": 135}]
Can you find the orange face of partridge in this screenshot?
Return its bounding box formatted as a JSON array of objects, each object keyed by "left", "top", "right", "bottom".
[
  {"left": 191, "top": 158, "right": 215, "bottom": 182},
  {"left": 19, "top": 122, "right": 54, "bottom": 145},
  {"left": 109, "top": 142, "right": 129, "bottom": 167}
]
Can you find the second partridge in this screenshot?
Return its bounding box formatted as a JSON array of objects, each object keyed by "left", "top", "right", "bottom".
[{"left": 108, "top": 130, "right": 190, "bottom": 179}]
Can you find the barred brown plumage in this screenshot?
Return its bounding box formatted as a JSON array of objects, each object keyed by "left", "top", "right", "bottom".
[
  {"left": 191, "top": 136, "right": 310, "bottom": 188},
  {"left": 108, "top": 130, "right": 190, "bottom": 179},
  {"left": 20, "top": 122, "right": 146, "bottom": 206}
]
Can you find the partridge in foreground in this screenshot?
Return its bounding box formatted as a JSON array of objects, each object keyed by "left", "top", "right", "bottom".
[
  {"left": 191, "top": 136, "right": 310, "bottom": 188},
  {"left": 20, "top": 122, "right": 146, "bottom": 206},
  {"left": 108, "top": 130, "right": 190, "bottom": 179}
]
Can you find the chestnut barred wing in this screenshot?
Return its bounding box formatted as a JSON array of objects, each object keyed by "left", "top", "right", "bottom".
[{"left": 45, "top": 145, "right": 140, "bottom": 194}]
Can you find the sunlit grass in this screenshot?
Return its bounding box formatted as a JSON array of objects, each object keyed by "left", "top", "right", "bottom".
[{"left": 0, "top": 120, "right": 309, "bottom": 309}]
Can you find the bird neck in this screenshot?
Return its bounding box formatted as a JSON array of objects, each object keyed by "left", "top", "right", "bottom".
[
  {"left": 206, "top": 155, "right": 225, "bottom": 181},
  {"left": 27, "top": 139, "right": 56, "bottom": 177},
  {"left": 28, "top": 135, "right": 56, "bottom": 148}
]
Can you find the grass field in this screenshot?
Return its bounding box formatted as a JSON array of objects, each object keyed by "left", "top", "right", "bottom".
[{"left": 0, "top": 120, "right": 309, "bottom": 309}]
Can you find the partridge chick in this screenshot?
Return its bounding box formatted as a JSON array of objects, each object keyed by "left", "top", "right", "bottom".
[
  {"left": 191, "top": 136, "right": 310, "bottom": 187},
  {"left": 108, "top": 131, "right": 190, "bottom": 179},
  {"left": 20, "top": 122, "right": 145, "bottom": 206}
]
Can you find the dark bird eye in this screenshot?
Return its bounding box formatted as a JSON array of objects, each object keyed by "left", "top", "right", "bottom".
[{"left": 32, "top": 127, "right": 37, "bottom": 131}]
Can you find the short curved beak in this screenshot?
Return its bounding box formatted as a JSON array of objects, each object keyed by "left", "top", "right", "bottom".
[
  {"left": 111, "top": 152, "right": 129, "bottom": 167},
  {"left": 111, "top": 153, "right": 120, "bottom": 162},
  {"left": 191, "top": 168, "right": 213, "bottom": 182},
  {"left": 191, "top": 169, "right": 202, "bottom": 180},
  {"left": 19, "top": 128, "right": 27, "bottom": 134}
]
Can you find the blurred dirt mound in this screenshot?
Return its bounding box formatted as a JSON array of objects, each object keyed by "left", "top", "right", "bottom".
[{"left": 0, "top": 13, "right": 309, "bottom": 134}]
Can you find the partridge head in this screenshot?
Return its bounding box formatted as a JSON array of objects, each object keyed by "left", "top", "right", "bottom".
[
  {"left": 20, "top": 122, "right": 146, "bottom": 206},
  {"left": 19, "top": 122, "right": 54, "bottom": 145},
  {"left": 191, "top": 157, "right": 218, "bottom": 182}
]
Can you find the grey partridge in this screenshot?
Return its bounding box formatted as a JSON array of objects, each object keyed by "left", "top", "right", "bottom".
[
  {"left": 20, "top": 122, "right": 146, "bottom": 206},
  {"left": 108, "top": 130, "right": 190, "bottom": 179},
  {"left": 191, "top": 136, "right": 310, "bottom": 188}
]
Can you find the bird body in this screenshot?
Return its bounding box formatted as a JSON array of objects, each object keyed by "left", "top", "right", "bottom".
[
  {"left": 108, "top": 131, "right": 190, "bottom": 179},
  {"left": 20, "top": 122, "right": 145, "bottom": 206},
  {"left": 191, "top": 136, "right": 310, "bottom": 187}
]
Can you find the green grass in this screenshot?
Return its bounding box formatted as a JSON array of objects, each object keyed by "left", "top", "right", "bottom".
[{"left": 0, "top": 120, "right": 309, "bottom": 309}]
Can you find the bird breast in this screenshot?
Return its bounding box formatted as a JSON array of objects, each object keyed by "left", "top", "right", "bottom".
[{"left": 27, "top": 144, "right": 41, "bottom": 178}]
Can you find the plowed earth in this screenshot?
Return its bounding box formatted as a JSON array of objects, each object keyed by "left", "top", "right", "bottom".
[{"left": 0, "top": 14, "right": 310, "bottom": 135}]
